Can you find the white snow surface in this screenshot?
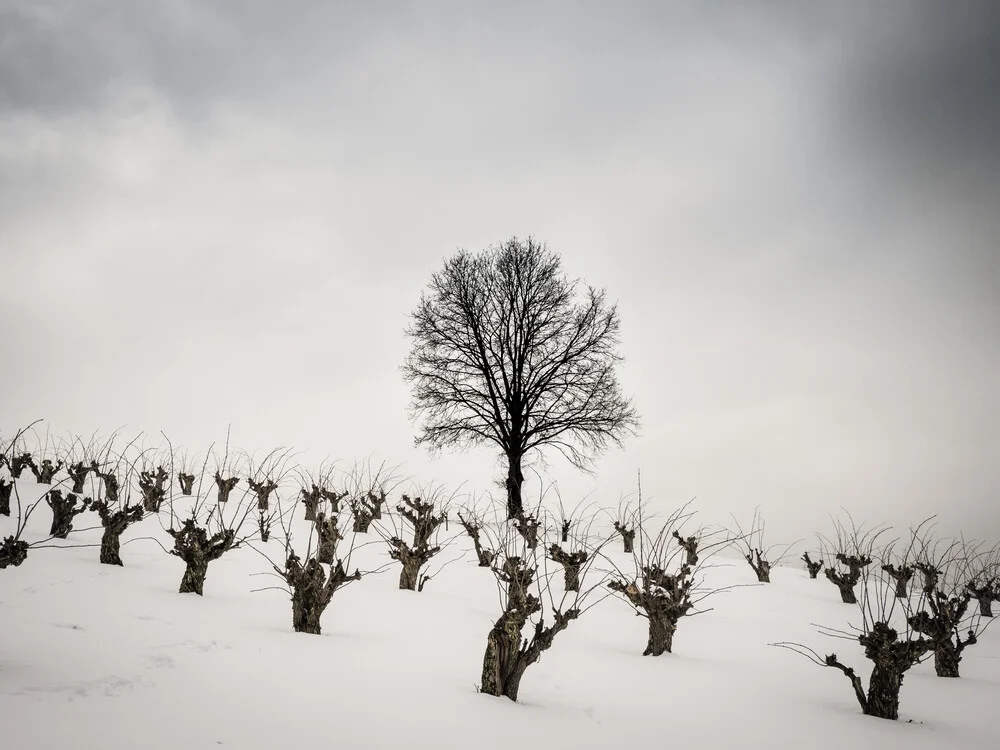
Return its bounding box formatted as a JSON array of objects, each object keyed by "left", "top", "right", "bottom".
[{"left": 2, "top": 481, "right": 999, "bottom": 750}]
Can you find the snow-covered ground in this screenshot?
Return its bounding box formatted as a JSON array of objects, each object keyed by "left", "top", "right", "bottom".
[{"left": 2, "top": 476, "right": 999, "bottom": 750}]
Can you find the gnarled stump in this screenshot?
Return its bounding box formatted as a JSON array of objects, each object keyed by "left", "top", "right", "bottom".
[
  {"left": 802, "top": 552, "right": 823, "bottom": 579},
  {"left": 0, "top": 535, "right": 29, "bottom": 569},
  {"left": 315, "top": 513, "right": 341, "bottom": 565},
  {"left": 46, "top": 490, "right": 91, "bottom": 538},
  {"left": 457, "top": 512, "right": 495, "bottom": 567},
  {"left": 68, "top": 461, "right": 91, "bottom": 493},
  {"left": 178, "top": 472, "right": 196, "bottom": 495},
  {"left": 548, "top": 544, "right": 587, "bottom": 592},
  {"left": 93, "top": 500, "right": 144, "bottom": 566},
  {"left": 746, "top": 548, "right": 771, "bottom": 582},
  {"left": 248, "top": 478, "right": 279, "bottom": 511},
  {"left": 281, "top": 553, "right": 361, "bottom": 634},
  {"left": 214, "top": 472, "right": 240, "bottom": 504},
  {"left": 167, "top": 519, "right": 237, "bottom": 595},
  {"left": 614, "top": 521, "right": 635, "bottom": 553},
  {"left": 0, "top": 478, "right": 11, "bottom": 517}
]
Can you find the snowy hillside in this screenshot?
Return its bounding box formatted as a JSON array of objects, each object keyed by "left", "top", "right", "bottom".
[{"left": 2, "top": 468, "right": 999, "bottom": 750}]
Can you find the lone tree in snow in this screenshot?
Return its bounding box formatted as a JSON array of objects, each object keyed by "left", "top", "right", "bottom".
[{"left": 402, "top": 237, "right": 639, "bottom": 519}]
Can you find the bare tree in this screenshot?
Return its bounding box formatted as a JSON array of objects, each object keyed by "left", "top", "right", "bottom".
[
  {"left": 907, "top": 535, "right": 995, "bottom": 677},
  {"left": 259, "top": 496, "right": 377, "bottom": 635},
  {"left": 606, "top": 500, "right": 733, "bottom": 656},
  {"left": 730, "top": 507, "right": 798, "bottom": 583},
  {"left": 89, "top": 434, "right": 148, "bottom": 566},
  {"left": 478, "top": 506, "right": 608, "bottom": 702},
  {"left": 773, "top": 536, "right": 933, "bottom": 721},
  {"left": 402, "top": 237, "right": 640, "bottom": 519},
  {"left": 820, "top": 515, "right": 886, "bottom": 604},
  {"left": 45, "top": 489, "right": 91, "bottom": 539},
  {"left": 381, "top": 490, "right": 452, "bottom": 591},
  {"left": 164, "top": 438, "right": 257, "bottom": 595},
  {"left": 802, "top": 551, "right": 823, "bottom": 579},
  {"left": 456, "top": 500, "right": 499, "bottom": 567},
  {"left": 965, "top": 543, "right": 1000, "bottom": 617}
]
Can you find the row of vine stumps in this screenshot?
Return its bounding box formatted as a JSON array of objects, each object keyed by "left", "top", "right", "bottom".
[{"left": 2, "top": 428, "right": 999, "bottom": 719}]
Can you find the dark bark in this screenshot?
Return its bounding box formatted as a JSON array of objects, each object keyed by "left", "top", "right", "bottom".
[
  {"left": 167, "top": 519, "right": 237, "bottom": 595},
  {"left": 614, "top": 522, "right": 635, "bottom": 553},
  {"left": 977, "top": 596, "right": 994, "bottom": 618},
  {"left": 214, "top": 472, "right": 240, "bottom": 503},
  {"left": 178, "top": 472, "right": 196, "bottom": 495},
  {"left": 644, "top": 611, "right": 678, "bottom": 656},
  {"left": 882, "top": 564, "right": 914, "bottom": 599},
  {"left": 398, "top": 495, "right": 446, "bottom": 546},
  {"left": 548, "top": 544, "right": 587, "bottom": 592},
  {"left": 802, "top": 552, "right": 823, "bottom": 579},
  {"left": 281, "top": 553, "right": 361, "bottom": 634},
  {"left": 458, "top": 512, "right": 495, "bottom": 567},
  {"left": 46, "top": 490, "right": 91, "bottom": 538},
  {"left": 389, "top": 539, "right": 442, "bottom": 591},
  {"left": 315, "top": 513, "right": 340, "bottom": 565},
  {"left": 609, "top": 562, "right": 694, "bottom": 656},
  {"left": 933, "top": 642, "right": 962, "bottom": 678},
  {"left": 746, "top": 548, "right": 771, "bottom": 583},
  {"left": 479, "top": 583, "right": 579, "bottom": 702},
  {"left": 967, "top": 583, "right": 997, "bottom": 617},
  {"left": 0, "top": 535, "right": 29, "bottom": 569},
  {"left": 824, "top": 622, "right": 930, "bottom": 720},
  {"left": 908, "top": 591, "right": 977, "bottom": 678},
  {"left": 68, "top": 461, "right": 91, "bottom": 493},
  {"left": 95, "top": 470, "right": 120, "bottom": 504},
  {"left": 93, "top": 500, "right": 144, "bottom": 566},
  {"left": 248, "top": 478, "right": 278, "bottom": 511},
  {"left": 258, "top": 510, "right": 271, "bottom": 543},
  {"left": 505, "top": 450, "right": 525, "bottom": 519},
  {"left": 673, "top": 531, "right": 699, "bottom": 566},
  {"left": 33, "top": 459, "right": 63, "bottom": 484},
  {"left": 0, "top": 478, "right": 11, "bottom": 517},
  {"left": 11, "top": 453, "right": 36, "bottom": 480},
  {"left": 825, "top": 567, "right": 859, "bottom": 604},
  {"left": 825, "top": 554, "right": 870, "bottom": 604},
  {"left": 915, "top": 562, "right": 941, "bottom": 594},
  {"left": 139, "top": 466, "right": 169, "bottom": 512},
  {"left": 352, "top": 504, "right": 373, "bottom": 532},
  {"left": 364, "top": 490, "right": 385, "bottom": 520},
  {"left": 513, "top": 513, "right": 539, "bottom": 549},
  {"left": 301, "top": 485, "right": 322, "bottom": 521}
]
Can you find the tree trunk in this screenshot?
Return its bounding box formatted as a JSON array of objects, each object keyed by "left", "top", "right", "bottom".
[
  {"left": 100, "top": 528, "right": 125, "bottom": 566},
  {"left": 864, "top": 666, "right": 902, "bottom": 720},
  {"left": 933, "top": 643, "right": 962, "bottom": 678},
  {"left": 291, "top": 596, "right": 325, "bottom": 634},
  {"left": 894, "top": 578, "right": 909, "bottom": 599},
  {"left": 472, "top": 537, "right": 494, "bottom": 567},
  {"left": 754, "top": 566, "right": 771, "bottom": 583},
  {"left": 505, "top": 451, "right": 524, "bottom": 519},
  {"left": 562, "top": 565, "right": 582, "bottom": 592},
  {"left": 0, "top": 480, "right": 12, "bottom": 516},
  {"left": 399, "top": 559, "right": 421, "bottom": 591},
  {"left": 836, "top": 583, "right": 857, "bottom": 604},
  {"left": 978, "top": 598, "right": 994, "bottom": 617},
  {"left": 179, "top": 558, "right": 209, "bottom": 595},
  {"left": 644, "top": 613, "right": 677, "bottom": 656}
]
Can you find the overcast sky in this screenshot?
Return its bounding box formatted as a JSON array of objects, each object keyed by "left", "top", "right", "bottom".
[{"left": 2, "top": 1, "right": 998, "bottom": 544}]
